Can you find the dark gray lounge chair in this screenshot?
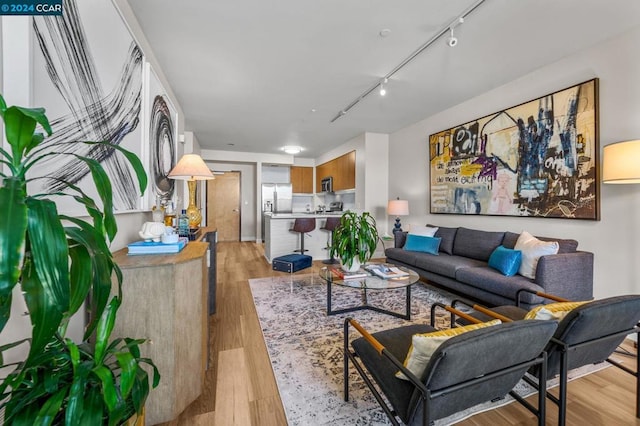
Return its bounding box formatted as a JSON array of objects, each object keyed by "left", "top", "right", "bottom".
[
  {"left": 451, "top": 292, "right": 640, "bottom": 425},
  {"left": 343, "top": 315, "right": 557, "bottom": 426}
]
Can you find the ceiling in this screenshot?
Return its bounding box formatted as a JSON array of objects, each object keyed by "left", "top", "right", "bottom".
[{"left": 128, "top": 0, "right": 640, "bottom": 158}]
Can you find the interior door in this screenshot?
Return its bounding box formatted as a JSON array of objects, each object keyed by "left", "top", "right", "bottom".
[{"left": 206, "top": 171, "right": 240, "bottom": 242}]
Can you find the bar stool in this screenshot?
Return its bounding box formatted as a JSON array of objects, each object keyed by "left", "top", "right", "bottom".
[
  {"left": 290, "top": 218, "right": 316, "bottom": 254},
  {"left": 321, "top": 216, "right": 341, "bottom": 264}
]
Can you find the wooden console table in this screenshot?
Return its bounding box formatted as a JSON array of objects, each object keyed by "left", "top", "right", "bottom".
[{"left": 112, "top": 242, "right": 209, "bottom": 425}]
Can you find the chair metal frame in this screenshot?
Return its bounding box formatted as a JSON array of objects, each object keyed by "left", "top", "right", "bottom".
[
  {"left": 343, "top": 310, "right": 550, "bottom": 426},
  {"left": 449, "top": 291, "right": 640, "bottom": 425}
]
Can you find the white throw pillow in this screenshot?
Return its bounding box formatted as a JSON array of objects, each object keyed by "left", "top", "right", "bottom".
[
  {"left": 514, "top": 231, "right": 559, "bottom": 279},
  {"left": 408, "top": 225, "right": 438, "bottom": 237}
]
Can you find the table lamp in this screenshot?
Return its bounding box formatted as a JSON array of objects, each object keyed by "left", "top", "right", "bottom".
[
  {"left": 387, "top": 198, "right": 409, "bottom": 234},
  {"left": 168, "top": 154, "right": 215, "bottom": 228}
]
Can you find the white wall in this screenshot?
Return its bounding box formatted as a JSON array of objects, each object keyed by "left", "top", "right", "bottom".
[{"left": 389, "top": 25, "right": 640, "bottom": 299}]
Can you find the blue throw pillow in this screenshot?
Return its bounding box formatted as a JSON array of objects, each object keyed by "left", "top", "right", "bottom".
[
  {"left": 403, "top": 234, "right": 441, "bottom": 255},
  {"left": 488, "top": 245, "right": 522, "bottom": 276}
]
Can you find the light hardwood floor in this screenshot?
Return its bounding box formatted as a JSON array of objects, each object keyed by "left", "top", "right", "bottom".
[{"left": 162, "top": 241, "right": 639, "bottom": 426}]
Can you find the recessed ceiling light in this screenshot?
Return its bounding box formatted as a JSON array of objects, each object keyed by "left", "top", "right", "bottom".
[
  {"left": 310, "top": 108, "right": 317, "bottom": 113},
  {"left": 379, "top": 28, "right": 391, "bottom": 37},
  {"left": 282, "top": 145, "right": 303, "bottom": 155}
]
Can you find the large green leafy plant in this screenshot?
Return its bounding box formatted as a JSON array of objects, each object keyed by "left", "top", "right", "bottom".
[
  {"left": 0, "top": 94, "right": 159, "bottom": 425},
  {"left": 330, "top": 211, "right": 379, "bottom": 269}
]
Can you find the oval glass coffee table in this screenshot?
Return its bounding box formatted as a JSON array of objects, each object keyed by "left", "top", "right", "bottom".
[{"left": 319, "top": 263, "right": 420, "bottom": 319}]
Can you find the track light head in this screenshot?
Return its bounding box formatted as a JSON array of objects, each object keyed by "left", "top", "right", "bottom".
[
  {"left": 448, "top": 27, "right": 458, "bottom": 47},
  {"left": 379, "top": 78, "right": 388, "bottom": 96}
]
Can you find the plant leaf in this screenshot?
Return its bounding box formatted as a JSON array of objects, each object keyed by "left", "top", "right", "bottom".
[
  {"left": 3, "top": 106, "right": 36, "bottom": 166},
  {"left": 94, "top": 297, "right": 120, "bottom": 364},
  {"left": 67, "top": 244, "right": 92, "bottom": 316},
  {"left": 79, "top": 386, "right": 104, "bottom": 426},
  {"left": 84, "top": 140, "right": 148, "bottom": 196},
  {"left": 116, "top": 351, "right": 136, "bottom": 399},
  {"left": 131, "top": 367, "right": 149, "bottom": 414},
  {"left": 34, "top": 387, "right": 67, "bottom": 426},
  {"left": 92, "top": 365, "right": 119, "bottom": 412},
  {"left": 21, "top": 257, "right": 63, "bottom": 361},
  {"left": 0, "top": 178, "right": 27, "bottom": 332},
  {"left": 25, "top": 198, "right": 70, "bottom": 343},
  {"left": 70, "top": 154, "right": 117, "bottom": 241},
  {"left": 65, "top": 339, "right": 91, "bottom": 426}
]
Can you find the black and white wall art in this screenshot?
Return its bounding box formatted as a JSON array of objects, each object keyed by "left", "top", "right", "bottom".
[
  {"left": 144, "top": 62, "right": 177, "bottom": 209},
  {"left": 31, "top": 0, "right": 145, "bottom": 214}
]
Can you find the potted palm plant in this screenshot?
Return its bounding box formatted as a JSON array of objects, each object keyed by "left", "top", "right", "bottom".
[
  {"left": 0, "top": 94, "right": 159, "bottom": 424},
  {"left": 330, "top": 211, "right": 379, "bottom": 272}
]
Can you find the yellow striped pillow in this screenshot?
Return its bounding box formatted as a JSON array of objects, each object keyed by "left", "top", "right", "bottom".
[
  {"left": 396, "top": 319, "right": 502, "bottom": 381},
  {"left": 524, "top": 301, "right": 588, "bottom": 321}
]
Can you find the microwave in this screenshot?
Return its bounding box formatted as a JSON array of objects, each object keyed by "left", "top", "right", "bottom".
[{"left": 321, "top": 176, "right": 333, "bottom": 192}]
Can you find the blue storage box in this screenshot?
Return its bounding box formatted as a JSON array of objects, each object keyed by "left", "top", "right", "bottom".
[{"left": 272, "top": 254, "right": 312, "bottom": 273}]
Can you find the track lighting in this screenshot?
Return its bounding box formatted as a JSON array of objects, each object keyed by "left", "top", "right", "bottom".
[
  {"left": 448, "top": 17, "right": 464, "bottom": 47},
  {"left": 379, "top": 78, "right": 388, "bottom": 96},
  {"left": 448, "top": 27, "right": 458, "bottom": 47},
  {"left": 330, "top": 0, "right": 486, "bottom": 122}
]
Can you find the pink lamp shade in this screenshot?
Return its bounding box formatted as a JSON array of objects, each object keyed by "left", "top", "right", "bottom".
[
  {"left": 387, "top": 199, "right": 409, "bottom": 216},
  {"left": 388, "top": 199, "right": 409, "bottom": 234},
  {"left": 168, "top": 154, "right": 215, "bottom": 181},
  {"left": 168, "top": 154, "right": 214, "bottom": 229}
]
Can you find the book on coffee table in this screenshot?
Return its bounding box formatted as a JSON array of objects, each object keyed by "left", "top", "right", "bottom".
[
  {"left": 330, "top": 267, "right": 368, "bottom": 280},
  {"left": 365, "top": 264, "right": 409, "bottom": 279}
]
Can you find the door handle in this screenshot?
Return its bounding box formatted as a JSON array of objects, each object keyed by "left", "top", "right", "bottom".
[{"left": 232, "top": 209, "right": 239, "bottom": 212}]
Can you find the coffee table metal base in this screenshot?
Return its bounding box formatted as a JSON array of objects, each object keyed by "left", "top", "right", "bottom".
[{"left": 326, "top": 282, "right": 412, "bottom": 320}]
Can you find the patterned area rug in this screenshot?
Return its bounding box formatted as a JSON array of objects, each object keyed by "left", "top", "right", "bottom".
[{"left": 249, "top": 274, "right": 605, "bottom": 425}]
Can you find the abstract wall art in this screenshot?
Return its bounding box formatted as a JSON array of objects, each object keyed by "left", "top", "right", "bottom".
[
  {"left": 31, "top": 0, "right": 145, "bottom": 215},
  {"left": 429, "top": 78, "right": 599, "bottom": 220},
  {"left": 144, "top": 63, "right": 177, "bottom": 208}
]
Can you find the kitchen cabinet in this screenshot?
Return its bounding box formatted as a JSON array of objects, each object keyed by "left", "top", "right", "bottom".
[
  {"left": 290, "top": 166, "right": 313, "bottom": 193},
  {"left": 315, "top": 150, "right": 355, "bottom": 192}
]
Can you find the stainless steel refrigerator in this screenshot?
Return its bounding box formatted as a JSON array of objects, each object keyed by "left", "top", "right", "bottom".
[{"left": 262, "top": 183, "right": 292, "bottom": 240}]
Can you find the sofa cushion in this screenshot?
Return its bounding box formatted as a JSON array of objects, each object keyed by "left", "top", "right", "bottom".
[
  {"left": 414, "top": 254, "right": 486, "bottom": 279},
  {"left": 427, "top": 224, "right": 458, "bottom": 255},
  {"left": 455, "top": 266, "right": 544, "bottom": 304},
  {"left": 515, "top": 231, "right": 559, "bottom": 279},
  {"left": 408, "top": 225, "right": 439, "bottom": 237},
  {"left": 488, "top": 246, "right": 522, "bottom": 276},
  {"left": 403, "top": 234, "right": 440, "bottom": 255},
  {"left": 452, "top": 227, "right": 505, "bottom": 261},
  {"left": 503, "top": 231, "right": 578, "bottom": 254},
  {"left": 385, "top": 247, "right": 422, "bottom": 267}
]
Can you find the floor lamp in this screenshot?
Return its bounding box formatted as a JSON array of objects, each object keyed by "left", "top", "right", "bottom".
[
  {"left": 603, "top": 140, "right": 640, "bottom": 184},
  {"left": 388, "top": 198, "right": 409, "bottom": 234},
  {"left": 168, "top": 154, "right": 215, "bottom": 229}
]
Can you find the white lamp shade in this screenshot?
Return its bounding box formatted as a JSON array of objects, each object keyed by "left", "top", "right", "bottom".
[
  {"left": 168, "top": 154, "right": 215, "bottom": 181},
  {"left": 388, "top": 199, "right": 409, "bottom": 216},
  {"left": 603, "top": 140, "right": 640, "bottom": 184}
]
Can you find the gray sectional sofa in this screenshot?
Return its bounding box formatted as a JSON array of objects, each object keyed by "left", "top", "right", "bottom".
[{"left": 385, "top": 226, "right": 594, "bottom": 310}]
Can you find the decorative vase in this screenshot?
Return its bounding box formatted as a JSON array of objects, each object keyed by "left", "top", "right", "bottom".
[{"left": 342, "top": 258, "right": 361, "bottom": 273}]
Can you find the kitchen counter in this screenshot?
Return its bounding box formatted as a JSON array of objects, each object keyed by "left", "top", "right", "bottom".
[
  {"left": 268, "top": 212, "right": 344, "bottom": 218},
  {"left": 263, "top": 212, "right": 345, "bottom": 262}
]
